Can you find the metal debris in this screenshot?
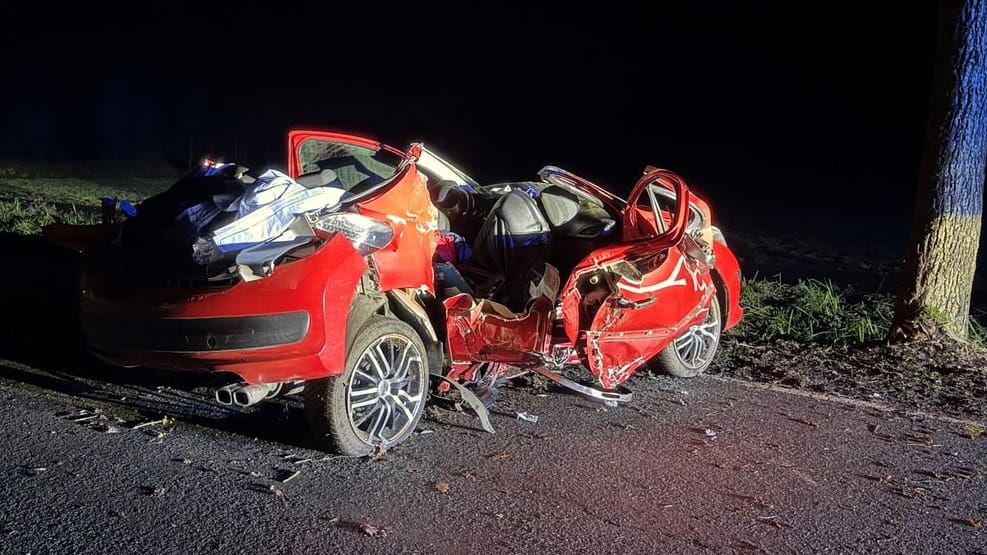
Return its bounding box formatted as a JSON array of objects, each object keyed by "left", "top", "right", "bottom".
[{"left": 516, "top": 411, "right": 539, "bottom": 423}]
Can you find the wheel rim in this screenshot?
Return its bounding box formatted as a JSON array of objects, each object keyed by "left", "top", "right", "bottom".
[
  {"left": 346, "top": 333, "right": 426, "bottom": 445},
  {"left": 672, "top": 300, "right": 721, "bottom": 371}
]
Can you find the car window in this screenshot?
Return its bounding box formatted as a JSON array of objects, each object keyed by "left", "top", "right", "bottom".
[
  {"left": 646, "top": 186, "right": 704, "bottom": 232},
  {"left": 297, "top": 139, "right": 403, "bottom": 191}
]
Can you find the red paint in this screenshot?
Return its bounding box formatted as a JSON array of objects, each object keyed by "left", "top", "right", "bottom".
[
  {"left": 81, "top": 232, "right": 368, "bottom": 384},
  {"left": 446, "top": 167, "right": 741, "bottom": 389}
]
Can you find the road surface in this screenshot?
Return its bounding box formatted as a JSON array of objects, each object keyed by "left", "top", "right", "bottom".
[{"left": 0, "top": 359, "right": 984, "bottom": 554}]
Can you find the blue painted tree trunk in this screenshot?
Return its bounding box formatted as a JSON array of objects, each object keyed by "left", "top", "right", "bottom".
[{"left": 892, "top": 0, "right": 987, "bottom": 340}]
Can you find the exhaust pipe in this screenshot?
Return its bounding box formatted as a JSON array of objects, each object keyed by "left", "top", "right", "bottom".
[
  {"left": 215, "top": 384, "right": 237, "bottom": 405},
  {"left": 233, "top": 383, "right": 278, "bottom": 407},
  {"left": 215, "top": 381, "right": 304, "bottom": 407}
]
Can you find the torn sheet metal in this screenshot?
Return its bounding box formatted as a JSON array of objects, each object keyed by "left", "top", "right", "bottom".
[{"left": 443, "top": 265, "right": 560, "bottom": 367}]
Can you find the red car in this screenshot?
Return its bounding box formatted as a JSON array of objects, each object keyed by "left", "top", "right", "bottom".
[{"left": 45, "top": 130, "right": 743, "bottom": 455}]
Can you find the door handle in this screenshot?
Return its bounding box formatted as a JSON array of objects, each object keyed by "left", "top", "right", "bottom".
[{"left": 614, "top": 296, "right": 656, "bottom": 309}]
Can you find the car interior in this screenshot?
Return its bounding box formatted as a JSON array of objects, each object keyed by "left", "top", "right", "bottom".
[
  {"left": 291, "top": 139, "right": 628, "bottom": 311},
  {"left": 426, "top": 178, "right": 620, "bottom": 311}
]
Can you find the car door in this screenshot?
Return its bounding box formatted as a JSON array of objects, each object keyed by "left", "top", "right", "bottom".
[
  {"left": 287, "top": 129, "right": 439, "bottom": 292},
  {"left": 442, "top": 166, "right": 714, "bottom": 386},
  {"left": 557, "top": 168, "right": 715, "bottom": 389}
]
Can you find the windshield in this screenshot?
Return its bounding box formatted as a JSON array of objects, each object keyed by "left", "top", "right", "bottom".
[
  {"left": 416, "top": 146, "right": 481, "bottom": 190},
  {"left": 296, "top": 139, "right": 403, "bottom": 191}
]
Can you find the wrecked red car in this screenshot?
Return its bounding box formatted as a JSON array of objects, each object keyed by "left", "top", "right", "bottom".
[{"left": 45, "top": 130, "right": 743, "bottom": 455}]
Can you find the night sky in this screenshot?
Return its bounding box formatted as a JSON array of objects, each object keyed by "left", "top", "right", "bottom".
[{"left": 1, "top": 3, "right": 939, "bottom": 240}]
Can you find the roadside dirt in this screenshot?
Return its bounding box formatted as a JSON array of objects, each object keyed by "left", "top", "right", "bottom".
[
  {"left": 715, "top": 336, "right": 987, "bottom": 425},
  {"left": 717, "top": 226, "right": 987, "bottom": 425}
]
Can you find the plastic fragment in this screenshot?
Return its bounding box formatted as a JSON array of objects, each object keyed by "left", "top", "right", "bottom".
[{"left": 516, "top": 411, "right": 539, "bottom": 423}]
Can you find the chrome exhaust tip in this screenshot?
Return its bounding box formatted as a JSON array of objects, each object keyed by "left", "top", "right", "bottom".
[{"left": 215, "top": 385, "right": 236, "bottom": 406}]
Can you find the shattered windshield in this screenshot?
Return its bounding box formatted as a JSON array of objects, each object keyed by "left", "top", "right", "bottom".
[{"left": 297, "top": 139, "right": 402, "bottom": 191}]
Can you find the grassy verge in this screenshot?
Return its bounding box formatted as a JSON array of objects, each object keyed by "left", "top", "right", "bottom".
[
  {"left": 732, "top": 276, "right": 987, "bottom": 347},
  {"left": 0, "top": 177, "right": 172, "bottom": 234}
]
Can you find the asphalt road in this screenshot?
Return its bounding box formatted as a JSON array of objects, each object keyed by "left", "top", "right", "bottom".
[{"left": 1, "top": 360, "right": 985, "bottom": 555}]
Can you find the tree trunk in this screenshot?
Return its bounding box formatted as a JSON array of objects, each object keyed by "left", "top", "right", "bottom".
[{"left": 891, "top": 0, "right": 987, "bottom": 342}]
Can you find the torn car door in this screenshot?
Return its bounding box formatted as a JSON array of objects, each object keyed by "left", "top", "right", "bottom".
[
  {"left": 287, "top": 130, "right": 439, "bottom": 292},
  {"left": 560, "top": 169, "right": 715, "bottom": 389},
  {"left": 443, "top": 265, "right": 560, "bottom": 367}
]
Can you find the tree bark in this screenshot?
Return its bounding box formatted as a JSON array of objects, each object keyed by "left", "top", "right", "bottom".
[{"left": 891, "top": 0, "right": 987, "bottom": 341}]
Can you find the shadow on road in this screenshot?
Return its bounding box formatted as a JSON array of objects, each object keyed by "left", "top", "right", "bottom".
[{"left": 0, "top": 232, "right": 317, "bottom": 450}]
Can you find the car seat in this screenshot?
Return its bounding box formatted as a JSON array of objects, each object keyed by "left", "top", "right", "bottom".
[
  {"left": 428, "top": 179, "right": 471, "bottom": 231},
  {"left": 471, "top": 190, "right": 553, "bottom": 310}
]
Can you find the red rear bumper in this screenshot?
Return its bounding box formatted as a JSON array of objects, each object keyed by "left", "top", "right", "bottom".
[{"left": 81, "top": 233, "right": 368, "bottom": 384}]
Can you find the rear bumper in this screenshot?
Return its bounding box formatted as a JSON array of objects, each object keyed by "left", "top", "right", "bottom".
[
  {"left": 82, "top": 311, "right": 311, "bottom": 352},
  {"left": 79, "top": 233, "right": 369, "bottom": 383}
]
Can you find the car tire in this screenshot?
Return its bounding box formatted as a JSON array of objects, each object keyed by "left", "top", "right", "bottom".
[
  {"left": 655, "top": 291, "right": 722, "bottom": 378},
  {"left": 304, "top": 315, "right": 429, "bottom": 456}
]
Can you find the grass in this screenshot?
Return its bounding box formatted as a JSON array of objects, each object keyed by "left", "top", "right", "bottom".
[
  {"left": 0, "top": 177, "right": 172, "bottom": 234},
  {"left": 733, "top": 275, "right": 987, "bottom": 347}
]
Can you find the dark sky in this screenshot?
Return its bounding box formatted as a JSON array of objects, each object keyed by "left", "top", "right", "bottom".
[{"left": 1, "top": 3, "right": 939, "bottom": 237}]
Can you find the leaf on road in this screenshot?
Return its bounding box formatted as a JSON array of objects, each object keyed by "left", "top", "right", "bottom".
[
  {"left": 952, "top": 517, "right": 982, "bottom": 528},
  {"left": 280, "top": 470, "right": 302, "bottom": 484},
  {"left": 89, "top": 419, "right": 123, "bottom": 434},
  {"left": 961, "top": 424, "right": 984, "bottom": 439},
  {"left": 893, "top": 486, "right": 928, "bottom": 499},
  {"left": 903, "top": 432, "right": 935, "bottom": 446},
  {"left": 434, "top": 481, "right": 450, "bottom": 493},
  {"left": 359, "top": 522, "right": 387, "bottom": 537},
  {"left": 132, "top": 416, "right": 174, "bottom": 430},
  {"left": 369, "top": 445, "right": 387, "bottom": 461},
  {"left": 734, "top": 539, "right": 761, "bottom": 551},
  {"left": 756, "top": 515, "right": 789, "bottom": 529},
  {"left": 946, "top": 466, "right": 980, "bottom": 480}
]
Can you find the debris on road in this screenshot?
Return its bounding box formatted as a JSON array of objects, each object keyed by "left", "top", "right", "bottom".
[
  {"left": 369, "top": 445, "right": 387, "bottom": 461},
  {"left": 961, "top": 424, "right": 984, "bottom": 439},
  {"left": 90, "top": 420, "right": 124, "bottom": 434},
  {"left": 516, "top": 411, "right": 539, "bottom": 423},
  {"left": 953, "top": 517, "right": 982, "bottom": 528},
  {"left": 132, "top": 416, "right": 174, "bottom": 430},
  {"left": 280, "top": 470, "right": 302, "bottom": 484},
  {"left": 359, "top": 522, "right": 385, "bottom": 537},
  {"left": 141, "top": 485, "right": 166, "bottom": 497},
  {"left": 756, "top": 515, "right": 789, "bottom": 529},
  {"left": 433, "top": 481, "right": 450, "bottom": 493},
  {"left": 18, "top": 466, "right": 47, "bottom": 477}
]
